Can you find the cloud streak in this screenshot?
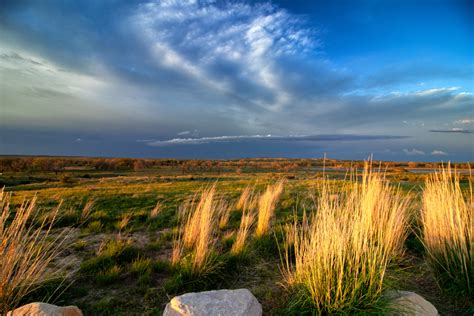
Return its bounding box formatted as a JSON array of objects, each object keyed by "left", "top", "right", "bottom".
[
  {"left": 146, "top": 134, "right": 407, "bottom": 146},
  {"left": 429, "top": 128, "right": 473, "bottom": 134}
]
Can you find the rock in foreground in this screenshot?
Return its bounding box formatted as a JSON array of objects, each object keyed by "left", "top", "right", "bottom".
[
  {"left": 7, "top": 302, "right": 83, "bottom": 316},
  {"left": 163, "top": 288, "right": 262, "bottom": 316},
  {"left": 386, "top": 290, "right": 438, "bottom": 315}
]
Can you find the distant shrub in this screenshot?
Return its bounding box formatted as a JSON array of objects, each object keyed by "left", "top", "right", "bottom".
[{"left": 59, "top": 174, "right": 72, "bottom": 184}]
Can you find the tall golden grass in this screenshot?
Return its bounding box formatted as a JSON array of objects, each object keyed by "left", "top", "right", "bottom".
[
  {"left": 231, "top": 201, "right": 256, "bottom": 255},
  {"left": 421, "top": 165, "right": 473, "bottom": 296},
  {"left": 216, "top": 198, "right": 231, "bottom": 230},
  {"left": 172, "top": 185, "right": 218, "bottom": 271},
  {"left": 255, "top": 180, "right": 284, "bottom": 238},
  {"left": 0, "top": 191, "right": 70, "bottom": 314},
  {"left": 236, "top": 186, "right": 253, "bottom": 210},
  {"left": 282, "top": 166, "right": 409, "bottom": 313}
]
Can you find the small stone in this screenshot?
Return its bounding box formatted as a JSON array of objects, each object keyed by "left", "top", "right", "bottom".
[
  {"left": 7, "top": 302, "right": 83, "bottom": 316},
  {"left": 386, "top": 290, "right": 438, "bottom": 316},
  {"left": 163, "top": 288, "right": 262, "bottom": 316}
]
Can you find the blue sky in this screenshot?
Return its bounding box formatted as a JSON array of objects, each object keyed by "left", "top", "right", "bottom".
[{"left": 0, "top": 0, "right": 472, "bottom": 161}]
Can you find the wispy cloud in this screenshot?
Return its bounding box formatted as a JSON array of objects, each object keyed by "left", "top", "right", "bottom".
[
  {"left": 431, "top": 150, "right": 448, "bottom": 156},
  {"left": 130, "top": 0, "right": 318, "bottom": 111},
  {"left": 177, "top": 130, "right": 199, "bottom": 137}
]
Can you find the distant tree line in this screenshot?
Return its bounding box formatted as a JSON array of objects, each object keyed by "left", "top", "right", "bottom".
[{"left": 0, "top": 156, "right": 471, "bottom": 173}]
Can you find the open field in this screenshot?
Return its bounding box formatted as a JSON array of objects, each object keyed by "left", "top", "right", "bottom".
[{"left": 1, "top": 157, "right": 472, "bottom": 315}]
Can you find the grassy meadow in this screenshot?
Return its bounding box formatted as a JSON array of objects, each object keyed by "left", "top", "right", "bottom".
[{"left": 0, "top": 157, "right": 472, "bottom": 315}]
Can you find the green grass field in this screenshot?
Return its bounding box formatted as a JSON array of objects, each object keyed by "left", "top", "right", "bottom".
[{"left": 1, "top": 159, "right": 472, "bottom": 315}]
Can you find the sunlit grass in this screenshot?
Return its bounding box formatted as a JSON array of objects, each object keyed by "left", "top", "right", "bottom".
[
  {"left": 149, "top": 200, "right": 162, "bottom": 219},
  {"left": 231, "top": 203, "right": 256, "bottom": 255},
  {"left": 255, "top": 180, "right": 284, "bottom": 238},
  {"left": 422, "top": 165, "right": 473, "bottom": 297},
  {"left": 0, "top": 190, "right": 70, "bottom": 314},
  {"left": 236, "top": 185, "right": 253, "bottom": 210},
  {"left": 282, "top": 165, "right": 409, "bottom": 314},
  {"left": 172, "top": 185, "right": 219, "bottom": 272}
]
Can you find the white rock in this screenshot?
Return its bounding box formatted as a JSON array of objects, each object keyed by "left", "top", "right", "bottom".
[
  {"left": 7, "top": 302, "right": 83, "bottom": 316},
  {"left": 386, "top": 290, "right": 438, "bottom": 316},
  {"left": 163, "top": 288, "right": 262, "bottom": 316}
]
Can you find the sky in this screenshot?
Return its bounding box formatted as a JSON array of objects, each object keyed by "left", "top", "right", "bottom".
[{"left": 0, "top": 0, "right": 473, "bottom": 161}]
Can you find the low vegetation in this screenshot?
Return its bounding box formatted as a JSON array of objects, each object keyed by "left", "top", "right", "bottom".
[{"left": 0, "top": 157, "right": 472, "bottom": 315}]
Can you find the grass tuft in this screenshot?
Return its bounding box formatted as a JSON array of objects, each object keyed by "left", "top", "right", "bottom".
[
  {"left": 149, "top": 200, "right": 162, "bottom": 219},
  {"left": 131, "top": 257, "right": 152, "bottom": 276},
  {"left": 0, "top": 190, "right": 71, "bottom": 314},
  {"left": 217, "top": 198, "right": 231, "bottom": 230},
  {"left": 96, "top": 265, "right": 122, "bottom": 285},
  {"left": 236, "top": 185, "right": 254, "bottom": 210},
  {"left": 172, "top": 185, "right": 219, "bottom": 272},
  {"left": 281, "top": 165, "right": 409, "bottom": 314},
  {"left": 231, "top": 206, "right": 255, "bottom": 255},
  {"left": 421, "top": 165, "right": 473, "bottom": 297},
  {"left": 255, "top": 180, "right": 284, "bottom": 238}
]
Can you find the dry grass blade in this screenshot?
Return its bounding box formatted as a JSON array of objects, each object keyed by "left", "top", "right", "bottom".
[
  {"left": 0, "top": 191, "right": 71, "bottom": 314},
  {"left": 117, "top": 213, "right": 132, "bottom": 232},
  {"left": 236, "top": 186, "right": 253, "bottom": 210},
  {"left": 255, "top": 180, "right": 284, "bottom": 238},
  {"left": 150, "top": 200, "right": 162, "bottom": 219},
  {"left": 231, "top": 206, "right": 255, "bottom": 255},
  {"left": 80, "top": 199, "right": 94, "bottom": 224},
  {"left": 217, "top": 198, "right": 231, "bottom": 230},
  {"left": 172, "top": 184, "right": 219, "bottom": 271}
]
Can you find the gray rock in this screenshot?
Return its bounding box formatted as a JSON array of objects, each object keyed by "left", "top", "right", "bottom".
[
  {"left": 7, "top": 302, "right": 83, "bottom": 316},
  {"left": 386, "top": 290, "right": 438, "bottom": 316},
  {"left": 163, "top": 288, "right": 262, "bottom": 316}
]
